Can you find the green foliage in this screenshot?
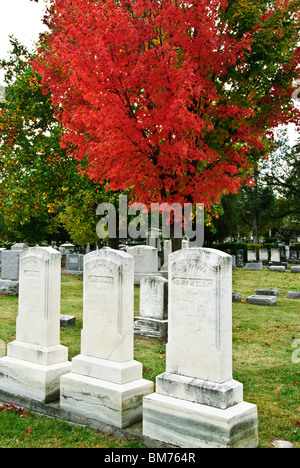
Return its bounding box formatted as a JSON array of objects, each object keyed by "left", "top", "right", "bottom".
[
  {"left": 212, "top": 242, "right": 248, "bottom": 259},
  {"left": 0, "top": 38, "right": 107, "bottom": 245}
]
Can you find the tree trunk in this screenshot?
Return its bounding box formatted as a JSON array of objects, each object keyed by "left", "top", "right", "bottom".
[
  {"left": 170, "top": 220, "right": 182, "bottom": 253},
  {"left": 252, "top": 211, "right": 259, "bottom": 245},
  {"left": 108, "top": 212, "right": 119, "bottom": 250}
]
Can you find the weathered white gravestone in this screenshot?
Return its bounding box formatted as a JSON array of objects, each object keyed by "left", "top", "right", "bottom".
[
  {"left": 271, "top": 248, "right": 280, "bottom": 262},
  {"left": 259, "top": 248, "right": 269, "bottom": 264},
  {"left": 127, "top": 245, "right": 160, "bottom": 284},
  {"left": 247, "top": 248, "right": 257, "bottom": 262},
  {"left": 0, "top": 247, "right": 71, "bottom": 403},
  {"left": 60, "top": 249, "right": 153, "bottom": 428},
  {"left": 143, "top": 248, "right": 258, "bottom": 448},
  {"left": 135, "top": 276, "right": 168, "bottom": 340}
]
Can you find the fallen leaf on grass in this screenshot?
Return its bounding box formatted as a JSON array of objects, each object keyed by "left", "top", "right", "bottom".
[
  {"left": 264, "top": 340, "right": 270, "bottom": 346},
  {"left": 25, "top": 427, "right": 32, "bottom": 435},
  {"left": 295, "top": 421, "right": 300, "bottom": 427}
]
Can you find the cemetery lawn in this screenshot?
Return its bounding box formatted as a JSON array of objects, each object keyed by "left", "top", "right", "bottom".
[{"left": 0, "top": 270, "right": 299, "bottom": 448}]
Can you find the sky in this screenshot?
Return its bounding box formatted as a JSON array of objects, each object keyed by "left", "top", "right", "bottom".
[
  {"left": 0, "top": 0, "right": 298, "bottom": 145},
  {"left": 0, "top": 0, "right": 48, "bottom": 83}
]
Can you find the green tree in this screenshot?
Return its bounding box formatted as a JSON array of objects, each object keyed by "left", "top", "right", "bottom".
[
  {"left": 0, "top": 38, "right": 105, "bottom": 245},
  {"left": 262, "top": 130, "right": 300, "bottom": 218},
  {"left": 236, "top": 170, "right": 277, "bottom": 243},
  {"left": 261, "top": 129, "right": 300, "bottom": 239}
]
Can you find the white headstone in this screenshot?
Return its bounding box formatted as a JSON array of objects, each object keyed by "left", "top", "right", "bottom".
[
  {"left": 127, "top": 245, "right": 159, "bottom": 284},
  {"left": 60, "top": 249, "right": 153, "bottom": 428},
  {"left": 259, "top": 248, "right": 269, "bottom": 263},
  {"left": 247, "top": 249, "right": 257, "bottom": 262},
  {"left": 143, "top": 248, "right": 258, "bottom": 448},
  {"left": 0, "top": 247, "right": 71, "bottom": 402},
  {"left": 167, "top": 248, "right": 233, "bottom": 382},
  {"left": 271, "top": 248, "right": 280, "bottom": 262},
  {"left": 135, "top": 276, "right": 168, "bottom": 340},
  {"left": 161, "top": 240, "right": 172, "bottom": 270}
]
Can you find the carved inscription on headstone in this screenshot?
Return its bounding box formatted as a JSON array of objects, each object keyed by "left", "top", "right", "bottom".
[
  {"left": 81, "top": 250, "right": 134, "bottom": 362},
  {"left": 17, "top": 248, "right": 61, "bottom": 346},
  {"left": 167, "top": 249, "right": 232, "bottom": 383}
]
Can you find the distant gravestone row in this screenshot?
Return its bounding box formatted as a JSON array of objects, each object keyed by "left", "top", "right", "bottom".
[
  {"left": 244, "top": 245, "right": 300, "bottom": 271},
  {"left": 0, "top": 246, "right": 259, "bottom": 448},
  {"left": 246, "top": 246, "right": 300, "bottom": 264}
]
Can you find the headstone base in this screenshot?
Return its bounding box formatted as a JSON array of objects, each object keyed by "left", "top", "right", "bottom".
[
  {"left": 156, "top": 373, "right": 243, "bottom": 410},
  {"left": 143, "top": 393, "right": 258, "bottom": 448},
  {"left": 60, "top": 355, "right": 153, "bottom": 428},
  {"left": 256, "top": 289, "right": 279, "bottom": 296},
  {"left": 0, "top": 280, "right": 19, "bottom": 296},
  {"left": 134, "top": 317, "right": 168, "bottom": 341},
  {"left": 0, "top": 341, "right": 71, "bottom": 403}
]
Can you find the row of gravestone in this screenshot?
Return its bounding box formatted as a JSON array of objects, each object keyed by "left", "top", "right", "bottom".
[
  {"left": 247, "top": 247, "right": 299, "bottom": 264},
  {"left": 0, "top": 246, "right": 259, "bottom": 448},
  {"left": 0, "top": 244, "right": 161, "bottom": 295},
  {"left": 245, "top": 263, "right": 300, "bottom": 272}
]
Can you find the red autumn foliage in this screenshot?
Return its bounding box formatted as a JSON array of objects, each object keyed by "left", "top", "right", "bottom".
[{"left": 35, "top": 0, "right": 300, "bottom": 208}]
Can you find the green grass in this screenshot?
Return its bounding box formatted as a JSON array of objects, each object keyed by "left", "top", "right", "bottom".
[{"left": 0, "top": 269, "right": 299, "bottom": 448}]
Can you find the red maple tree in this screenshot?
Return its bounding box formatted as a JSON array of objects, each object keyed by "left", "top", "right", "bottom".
[{"left": 35, "top": 0, "right": 300, "bottom": 209}]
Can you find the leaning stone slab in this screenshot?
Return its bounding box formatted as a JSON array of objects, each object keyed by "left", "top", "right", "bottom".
[
  {"left": 291, "top": 266, "right": 300, "bottom": 273},
  {"left": 256, "top": 289, "right": 279, "bottom": 296},
  {"left": 245, "top": 263, "right": 263, "bottom": 271},
  {"left": 286, "top": 291, "right": 300, "bottom": 299},
  {"left": 246, "top": 295, "right": 277, "bottom": 306}
]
